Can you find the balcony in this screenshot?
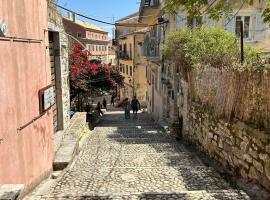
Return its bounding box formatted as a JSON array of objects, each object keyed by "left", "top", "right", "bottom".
[
  {"left": 143, "top": 0, "right": 159, "bottom": 7},
  {"left": 141, "top": 29, "right": 160, "bottom": 63},
  {"left": 118, "top": 51, "right": 132, "bottom": 60},
  {"left": 139, "top": 0, "right": 160, "bottom": 23}
]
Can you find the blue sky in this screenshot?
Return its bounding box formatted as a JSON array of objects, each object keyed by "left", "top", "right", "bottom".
[{"left": 58, "top": 0, "right": 140, "bottom": 37}]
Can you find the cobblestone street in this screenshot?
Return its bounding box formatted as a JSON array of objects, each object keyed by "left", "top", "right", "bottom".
[{"left": 24, "top": 110, "right": 251, "bottom": 200}]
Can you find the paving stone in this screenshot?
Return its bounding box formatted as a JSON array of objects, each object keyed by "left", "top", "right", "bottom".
[{"left": 24, "top": 111, "right": 251, "bottom": 200}]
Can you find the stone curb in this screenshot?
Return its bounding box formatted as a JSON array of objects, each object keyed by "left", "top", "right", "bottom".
[
  {"left": 53, "top": 112, "right": 88, "bottom": 171},
  {"left": 0, "top": 185, "right": 24, "bottom": 200}
]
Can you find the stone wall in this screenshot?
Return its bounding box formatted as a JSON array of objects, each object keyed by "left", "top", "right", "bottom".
[
  {"left": 180, "top": 68, "right": 270, "bottom": 190},
  {"left": 48, "top": 5, "right": 70, "bottom": 129},
  {"left": 189, "top": 68, "right": 270, "bottom": 129}
]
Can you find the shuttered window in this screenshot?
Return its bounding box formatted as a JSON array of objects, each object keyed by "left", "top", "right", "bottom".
[
  {"left": 225, "top": 14, "right": 236, "bottom": 33},
  {"left": 255, "top": 12, "right": 266, "bottom": 41},
  {"left": 176, "top": 12, "right": 187, "bottom": 30}
]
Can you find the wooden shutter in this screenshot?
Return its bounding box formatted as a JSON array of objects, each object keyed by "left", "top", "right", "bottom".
[
  {"left": 176, "top": 12, "right": 187, "bottom": 30},
  {"left": 225, "top": 14, "right": 236, "bottom": 33},
  {"left": 205, "top": 14, "right": 217, "bottom": 27},
  {"left": 254, "top": 12, "right": 266, "bottom": 41}
]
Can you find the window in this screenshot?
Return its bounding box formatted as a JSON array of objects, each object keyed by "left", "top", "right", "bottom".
[
  {"left": 99, "top": 46, "right": 101, "bottom": 51},
  {"left": 146, "top": 65, "right": 148, "bottom": 80},
  {"left": 187, "top": 16, "right": 202, "bottom": 28},
  {"left": 126, "top": 65, "right": 128, "bottom": 75},
  {"left": 123, "top": 65, "right": 125, "bottom": 73},
  {"left": 236, "top": 16, "right": 251, "bottom": 39},
  {"left": 96, "top": 45, "right": 98, "bottom": 51},
  {"left": 130, "top": 66, "right": 133, "bottom": 76},
  {"left": 77, "top": 32, "right": 82, "bottom": 38},
  {"left": 123, "top": 44, "right": 127, "bottom": 54},
  {"left": 129, "top": 43, "right": 132, "bottom": 59},
  {"left": 176, "top": 12, "right": 187, "bottom": 29}
]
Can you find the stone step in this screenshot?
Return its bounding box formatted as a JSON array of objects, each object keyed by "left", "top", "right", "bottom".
[
  {"left": 72, "top": 152, "right": 205, "bottom": 169},
  {"left": 37, "top": 190, "right": 250, "bottom": 200},
  {"left": 53, "top": 138, "right": 78, "bottom": 171},
  {"left": 87, "top": 137, "right": 176, "bottom": 145},
  {"left": 0, "top": 184, "right": 24, "bottom": 200},
  {"left": 51, "top": 167, "right": 233, "bottom": 195},
  {"left": 85, "top": 142, "right": 189, "bottom": 155}
]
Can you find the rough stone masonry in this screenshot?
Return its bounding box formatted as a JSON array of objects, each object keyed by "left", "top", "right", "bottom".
[{"left": 180, "top": 67, "right": 270, "bottom": 191}]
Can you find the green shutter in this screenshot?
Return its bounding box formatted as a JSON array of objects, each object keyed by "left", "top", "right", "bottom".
[
  {"left": 225, "top": 14, "right": 236, "bottom": 33},
  {"left": 176, "top": 12, "right": 187, "bottom": 29},
  {"left": 255, "top": 12, "right": 266, "bottom": 41}
]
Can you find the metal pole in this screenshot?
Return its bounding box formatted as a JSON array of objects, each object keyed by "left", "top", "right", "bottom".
[{"left": 240, "top": 20, "right": 244, "bottom": 64}]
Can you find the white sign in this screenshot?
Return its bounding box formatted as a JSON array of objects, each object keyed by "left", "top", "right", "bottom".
[{"left": 43, "top": 87, "right": 54, "bottom": 110}]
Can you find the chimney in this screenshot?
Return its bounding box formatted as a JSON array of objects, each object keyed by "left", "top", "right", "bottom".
[
  {"left": 68, "top": 12, "right": 76, "bottom": 22},
  {"left": 67, "top": 12, "right": 71, "bottom": 19},
  {"left": 71, "top": 12, "right": 76, "bottom": 22}
]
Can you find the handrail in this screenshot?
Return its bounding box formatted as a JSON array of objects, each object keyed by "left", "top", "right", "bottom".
[{"left": 17, "top": 113, "right": 45, "bottom": 132}]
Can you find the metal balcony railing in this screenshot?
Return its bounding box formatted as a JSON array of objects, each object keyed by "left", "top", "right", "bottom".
[
  {"left": 143, "top": 0, "right": 159, "bottom": 7},
  {"left": 118, "top": 51, "right": 132, "bottom": 60}
]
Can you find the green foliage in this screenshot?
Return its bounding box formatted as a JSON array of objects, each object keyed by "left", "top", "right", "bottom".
[
  {"left": 244, "top": 45, "right": 260, "bottom": 64},
  {"left": 163, "top": 28, "right": 261, "bottom": 71},
  {"left": 163, "top": 28, "right": 239, "bottom": 69},
  {"left": 263, "top": 0, "right": 270, "bottom": 23},
  {"left": 165, "top": 0, "right": 253, "bottom": 21}
]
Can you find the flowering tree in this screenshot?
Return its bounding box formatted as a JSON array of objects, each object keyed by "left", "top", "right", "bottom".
[{"left": 69, "top": 44, "right": 124, "bottom": 110}]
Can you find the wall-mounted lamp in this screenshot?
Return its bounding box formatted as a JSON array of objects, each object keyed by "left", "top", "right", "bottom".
[
  {"left": 0, "top": 20, "right": 8, "bottom": 37},
  {"left": 158, "top": 17, "right": 164, "bottom": 23}
]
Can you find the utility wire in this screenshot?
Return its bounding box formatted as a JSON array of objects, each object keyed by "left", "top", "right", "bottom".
[
  {"left": 225, "top": 2, "right": 244, "bottom": 27},
  {"left": 50, "top": 1, "right": 115, "bottom": 25},
  {"left": 49, "top": 1, "right": 164, "bottom": 28}
]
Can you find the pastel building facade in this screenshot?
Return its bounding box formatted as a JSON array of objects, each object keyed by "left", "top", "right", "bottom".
[
  {"left": 0, "top": 0, "right": 54, "bottom": 193},
  {"left": 63, "top": 14, "right": 110, "bottom": 63}
]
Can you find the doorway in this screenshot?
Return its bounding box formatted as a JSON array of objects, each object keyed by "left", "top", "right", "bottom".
[{"left": 48, "top": 31, "right": 64, "bottom": 132}]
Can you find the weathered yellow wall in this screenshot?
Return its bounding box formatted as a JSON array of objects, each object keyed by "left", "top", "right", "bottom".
[{"left": 119, "top": 34, "right": 134, "bottom": 100}]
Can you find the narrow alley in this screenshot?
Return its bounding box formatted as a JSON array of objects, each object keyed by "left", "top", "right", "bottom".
[{"left": 25, "top": 110, "right": 250, "bottom": 200}]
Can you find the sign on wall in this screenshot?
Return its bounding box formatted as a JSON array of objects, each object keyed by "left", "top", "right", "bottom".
[{"left": 39, "top": 85, "right": 55, "bottom": 114}]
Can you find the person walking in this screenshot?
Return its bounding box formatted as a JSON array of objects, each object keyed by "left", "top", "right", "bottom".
[
  {"left": 123, "top": 98, "right": 131, "bottom": 119},
  {"left": 131, "top": 96, "right": 140, "bottom": 119},
  {"left": 102, "top": 98, "right": 107, "bottom": 110},
  {"left": 96, "top": 102, "right": 103, "bottom": 116}
]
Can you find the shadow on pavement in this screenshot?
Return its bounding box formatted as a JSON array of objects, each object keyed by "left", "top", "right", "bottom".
[{"left": 94, "top": 112, "right": 246, "bottom": 194}]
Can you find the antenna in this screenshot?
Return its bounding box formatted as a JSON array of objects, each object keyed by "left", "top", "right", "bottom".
[{"left": 112, "top": 15, "right": 115, "bottom": 40}]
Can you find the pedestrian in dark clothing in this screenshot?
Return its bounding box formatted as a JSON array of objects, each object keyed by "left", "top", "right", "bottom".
[
  {"left": 103, "top": 98, "right": 107, "bottom": 110},
  {"left": 131, "top": 96, "right": 140, "bottom": 119},
  {"left": 111, "top": 95, "right": 115, "bottom": 106},
  {"left": 96, "top": 102, "right": 103, "bottom": 116}
]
